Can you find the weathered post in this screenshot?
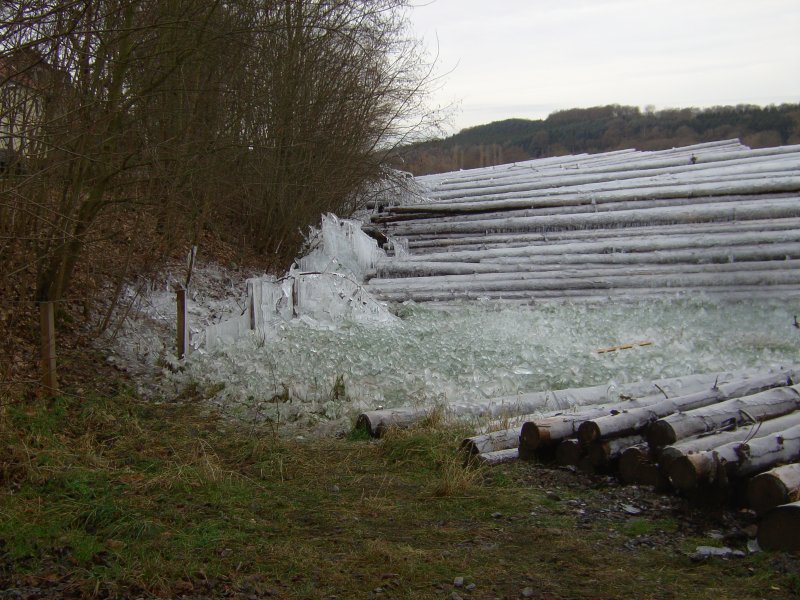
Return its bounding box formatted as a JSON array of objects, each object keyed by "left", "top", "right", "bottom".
[
  {"left": 175, "top": 286, "right": 187, "bottom": 360},
  {"left": 39, "top": 300, "right": 58, "bottom": 394}
]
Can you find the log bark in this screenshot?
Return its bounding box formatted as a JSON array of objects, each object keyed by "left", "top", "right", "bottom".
[
  {"left": 757, "top": 500, "right": 800, "bottom": 551},
  {"left": 668, "top": 423, "right": 800, "bottom": 491},
  {"left": 577, "top": 372, "right": 793, "bottom": 445},
  {"left": 747, "top": 463, "right": 800, "bottom": 515},
  {"left": 659, "top": 411, "right": 800, "bottom": 471},
  {"left": 647, "top": 385, "right": 800, "bottom": 448}
]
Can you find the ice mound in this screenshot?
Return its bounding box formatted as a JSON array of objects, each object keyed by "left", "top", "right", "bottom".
[{"left": 203, "top": 214, "right": 397, "bottom": 350}]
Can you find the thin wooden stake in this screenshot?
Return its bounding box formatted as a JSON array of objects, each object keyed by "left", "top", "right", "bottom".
[
  {"left": 39, "top": 300, "right": 58, "bottom": 395},
  {"left": 176, "top": 286, "right": 187, "bottom": 360}
]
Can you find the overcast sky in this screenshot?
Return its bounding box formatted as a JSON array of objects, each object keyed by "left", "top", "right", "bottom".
[{"left": 408, "top": 0, "right": 800, "bottom": 134}]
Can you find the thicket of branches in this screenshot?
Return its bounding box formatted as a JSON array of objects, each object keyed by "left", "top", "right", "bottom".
[{"left": 0, "top": 0, "right": 441, "bottom": 391}]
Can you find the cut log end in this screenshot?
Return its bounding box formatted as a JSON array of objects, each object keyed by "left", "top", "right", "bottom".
[
  {"left": 748, "top": 474, "right": 790, "bottom": 516},
  {"left": 577, "top": 420, "right": 601, "bottom": 445},
  {"left": 669, "top": 453, "right": 716, "bottom": 491},
  {"left": 618, "top": 446, "right": 649, "bottom": 484},
  {"left": 355, "top": 414, "right": 379, "bottom": 438},
  {"left": 520, "top": 421, "right": 548, "bottom": 450},
  {"left": 555, "top": 439, "right": 583, "bottom": 466},
  {"left": 647, "top": 420, "right": 677, "bottom": 448},
  {"left": 757, "top": 501, "right": 800, "bottom": 551}
]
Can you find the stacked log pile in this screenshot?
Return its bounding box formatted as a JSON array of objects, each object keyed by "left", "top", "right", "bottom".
[
  {"left": 460, "top": 366, "right": 800, "bottom": 551},
  {"left": 363, "top": 141, "right": 800, "bottom": 302}
]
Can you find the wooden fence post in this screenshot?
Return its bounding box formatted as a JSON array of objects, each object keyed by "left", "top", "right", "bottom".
[
  {"left": 176, "top": 286, "right": 187, "bottom": 360},
  {"left": 39, "top": 300, "right": 58, "bottom": 394}
]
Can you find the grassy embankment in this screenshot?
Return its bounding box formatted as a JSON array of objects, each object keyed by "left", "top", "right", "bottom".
[{"left": 1, "top": 389, "right": 798, "bottom": 599}]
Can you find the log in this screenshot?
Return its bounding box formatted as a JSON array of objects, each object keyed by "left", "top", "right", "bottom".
[
  {"left": 587, "top": 435, "right": 646, "bottom": 468},
  {"left": 647, "top": 385, "right": 800, "bottom": 448},
  {"left": 747, "top": 463, "right": 800, "bottom": 515},
  {"left": 461, "top": 427, "right": 520, "bottom": 456},
  {"left": 757, "top": 500, "right": 800, "bottom": 551},
  {"left": 658, "top": 411, "right": 800, "bottom": 471},
  {"left": 555, "top": 439, "right": 584, "bottom": 466},
  {"left": 358, "top": 368, "right": 789, "bottom": 437},
  {"left": 668, "top": 423, "right": 800, "bottom": 491},
  {"left": 618, "top": 444, "right": 651, "bottom": 484},
  {"left": 355, "top": 407, "right": 430, "bottom": 437},
  {"left": 382, "top": 194, "right": 800, "bottom": 237},
  {"left": 577, "top": 372, "right": 793, "bottom": 445},
  {"left": 474, "top": 447, "right": 519, "bottom": 466}
]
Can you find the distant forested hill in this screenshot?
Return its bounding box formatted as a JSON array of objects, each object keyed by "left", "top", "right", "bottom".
[{"left": 396, "top": 103, "right": 800, "bottom": 175}]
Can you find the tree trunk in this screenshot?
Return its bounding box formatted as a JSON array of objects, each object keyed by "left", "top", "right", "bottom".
[
  {"left": 647, "top": 385, "right": 800, "bottom": 448},
  {"left": 748, "top": 463, "right": 800, "bottom": 515},
  {"left": 757, "top": 500, "right": 800, "bottom": 551},
  {"left": 577, "top": 372, "right": 793, "bottom": 445}
]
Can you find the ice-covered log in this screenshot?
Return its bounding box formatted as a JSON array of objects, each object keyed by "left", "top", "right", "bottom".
[
  {"left": 757, "top": 500, "right": 800, "bottom": 551},
  {"left": 747, "top": 464, "right": 800, "bottom": 515},
  {"left": 658, "top": 411, "right": 800, "bottom": 471},
  {"left": 647, "top": 385, "right": 800, "bottom": 448},
  {"left": 381, "top": 195, "right": 800, "bottom": 237},
  {"left": 577, "top": 371, "right": 794, "bottom": 445},
  {"left": 395, "top": 229, "right": 800, "bottom": 264},
  {"left": 402, "top": 218, "right": 800, "bottom": 251}
]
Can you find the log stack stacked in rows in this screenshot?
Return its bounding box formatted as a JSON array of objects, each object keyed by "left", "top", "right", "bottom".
[
  {"left": 461, "top": 366, "right": 800, "bottom": 551},
  {"left": 363, "top": 140, "right": 800, "bottom": 302}
]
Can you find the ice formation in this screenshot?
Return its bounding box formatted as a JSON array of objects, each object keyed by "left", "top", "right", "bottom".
[{"left": 204, "top": 214, "right": 397, "bottom": 350}]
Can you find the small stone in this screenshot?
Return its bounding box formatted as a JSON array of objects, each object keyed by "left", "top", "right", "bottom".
[
  {"left": 331, "top": 485, "right": 340, "bottom": 493},
  {"left": 521, "top": 587, "right": 535, "bottom": 598},
  {"left": 689, "top": 546, "right": 745, "bottom": 561},
  {"left": 621, "top": 504, "right": 641, "bottom": 515},
  {"left": 491, "top": 512, "right": 503, "bottom": 519},
  {"left": 747, "top": 539, "right": 761, "bottom": 554},
  {"left": 545, "top": 491, "right": 560, "bottom": 501},
  {"left": 453, "top": 577, "right": 464, "bottom": 588},
  {"left": 373, "top": 587, "right": 384, "bottom": 594},
  {"left": 706, "top": 530, "right": 724, "bottom": 540},
  {"left": 465, "top": 583, "right": 476, "bottom": 592}
]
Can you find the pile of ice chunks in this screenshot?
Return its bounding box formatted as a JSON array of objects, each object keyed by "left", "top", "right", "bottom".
[{"left": 177, "top": 296, "right": 800, "bottom": 426}]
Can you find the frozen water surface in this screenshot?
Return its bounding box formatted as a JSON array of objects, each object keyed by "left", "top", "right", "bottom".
[{"left": 178, "top": 296, "right": 800, "bottom": 425}]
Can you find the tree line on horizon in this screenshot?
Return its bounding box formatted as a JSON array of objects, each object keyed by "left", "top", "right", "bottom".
[{"left": 396, "top": 103, "right": 800, "bottom": 175}]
